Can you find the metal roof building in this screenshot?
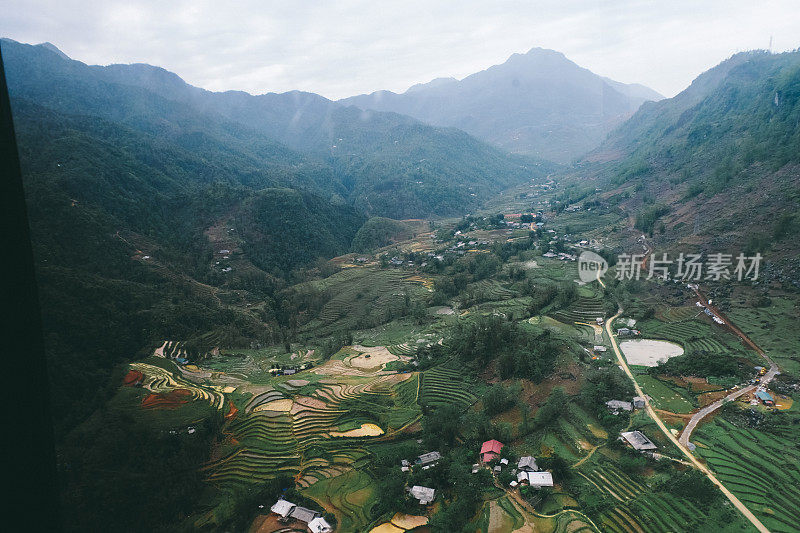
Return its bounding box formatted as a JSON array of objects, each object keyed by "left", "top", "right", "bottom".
[
  {"left": 517, "top": 470, "right": 554, "bottom": 487},
  {"left": 620, "top": 431, "right": 657, "bottom": 451},
  {"left": 416, "top": 451, "right": 442, "bottom": 465},
  {"left": 409, "top": 485, "right": 436, "bottom": 505},
  {"left": 517, "top": 456, "right": 538, "bottom": 471},
  {"left": 288, "top": 506, "right": 319, "bottom": 524},
  {"left": 606, "top": 400, "right": 633, "bottom": 412},
  {"left": 756, "top": 391, "right": 775, "bottom": 403},
  {"left": 270, "top": 499, "right": 295, "bottom": 518}
]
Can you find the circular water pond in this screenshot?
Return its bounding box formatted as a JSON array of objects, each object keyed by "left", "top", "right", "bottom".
[{"left": 620, "top": 339, "right": 684, "bottom": 367}]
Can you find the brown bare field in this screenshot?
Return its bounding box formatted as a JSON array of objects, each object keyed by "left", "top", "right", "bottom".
[{"left": 141, "top": 388, "right": 192, "bottom": 409}]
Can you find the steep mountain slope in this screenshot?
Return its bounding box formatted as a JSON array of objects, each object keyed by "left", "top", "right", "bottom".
[
  {"left": 12, "top": 96, "right": 368, "bottom": 432},
  {"left": 2, "top": 38, "right": 554, "bottom": 218},
  {"left": 580, "top": 50, "right": 800, "bottom": 282},
  {"left": 341, "top": 47, "right": 663, "bottom": 163}
]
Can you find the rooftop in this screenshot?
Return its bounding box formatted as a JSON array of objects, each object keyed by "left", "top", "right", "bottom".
[
  {"left": 480, "top": 439, "right": 504, "bottom": 454},
  {"left": 417, "top": 451, "right": 442, "bottom": 465},
  {"left": 288, "top": 506, "right": 319, "bottom": 524},
  {"left": 620, "top": 430, "right": 657, "bottom": 451},
  {"left": 517, "top": 470, "right": 553, "bottom": 487},
  {"left": 270, "top": 499, "right": 295, "bottom": 518},
  {"left": 517, "top": 456, "right": 538, "bottom": 471},
  {"left": 409, "top": 485, "right": 435, "bottom": 504},
  {"left": 308, "top": 517, "right": 333, "bottom": 533}
]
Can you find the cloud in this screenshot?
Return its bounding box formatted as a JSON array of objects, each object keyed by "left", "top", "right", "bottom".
[{"left": 1, "top": 0, "right": 799, "bottom": 99}]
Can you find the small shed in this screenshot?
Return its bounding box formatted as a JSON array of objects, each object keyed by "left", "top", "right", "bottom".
[
  {"left": 416, "top": 451, "right": 442, "bottom": 466},
  {"left": 308, "top": 517, "right": 333, "bottom": 533},
  {"left": 606, "top": 400, "right": 633, "bottom": 413}
]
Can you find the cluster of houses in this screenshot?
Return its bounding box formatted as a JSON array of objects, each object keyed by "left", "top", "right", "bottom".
[
  {"left": 397, "top": 451, "right": 443, "bottom": 507},
  {"left": 616, "top": 327, "right": 641, "bottom": 337},
  {"left": 542, "top": 251, "right": 577, "bottom": 261},
  {"left": 473, "top": 440, "right": 554, "bottom": 489},
  {"left": 396, "top": 441, "right": 556, "bottom": 508},
  {"left": 400, "top": 450, "right": 442, "bottom": 473},
  {"left": 268, "top": 365, "right": 310, "bottom": 376},
  {"left": 269, "top": 499, "right": 332, "bottom": 533},
  {"left": 606, "top": 396, "right": 647, "bottom": 414},
  {"left": 695, "top": 302, "right": 726, "bottom": 325}
]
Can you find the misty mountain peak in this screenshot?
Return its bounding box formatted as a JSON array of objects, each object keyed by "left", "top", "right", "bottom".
[
  {"left": 37, "top": 41, "right": 71, "bottom": 60},
  {"left": 341, "top": 46, "right": 663, "bottom": 163}
]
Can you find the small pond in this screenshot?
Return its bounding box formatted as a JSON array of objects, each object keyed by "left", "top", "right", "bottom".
[{"left": 620, "top": 339, "right": 684, "bottom": 367}]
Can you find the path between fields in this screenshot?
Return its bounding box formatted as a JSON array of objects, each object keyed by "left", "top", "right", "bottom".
[
  {"left": 497, "top": 480, "right": 602, "bottom": 533},
  {"left": 679, "top": 289, "right": 780, "bottom": 446},
  {"left": 604, "top": 309, "right": 771, "bottom": 533}
]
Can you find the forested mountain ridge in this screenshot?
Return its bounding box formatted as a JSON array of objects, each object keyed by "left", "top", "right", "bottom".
[
  {"left": 341, "top": 47, "right": 663, "bottom": 163},
  {"left": 574, "top": 50, "right": 800, "bottom": 281},
  {"left": 3, "top": 38, "right": 554, "bottom": 219}
]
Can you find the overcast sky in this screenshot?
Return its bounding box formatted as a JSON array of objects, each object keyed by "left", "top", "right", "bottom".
[{"left": 2, "top": 0, "right": 799, "bottom": 100}]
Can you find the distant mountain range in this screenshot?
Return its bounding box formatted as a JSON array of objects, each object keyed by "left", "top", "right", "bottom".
[
  {"left": 341, "top": 47, "right": 663, "bottom": 163},
  {"left": 2, "top": 38, "right": 553, "bottom": 220}
]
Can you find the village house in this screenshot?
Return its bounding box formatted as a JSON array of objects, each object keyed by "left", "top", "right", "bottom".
[
  {"left": 271, "top": 498, "right": 296, "bottom": 520},
  {"left": 517, "top": 456, "right": 538, "bottom": 471},
  {"left": 409, "top": 485, "right": 435, "bottom": 505},
  {"left": 756, "top": 390, "right": 775, "bottom": 406},
  {"left": 617, "top": 327, "right": 631, "bottom": 336},
  {"left": 620, "top": 431, "right": 657, "bottom": 451},
  {"left": 606, "top": 400, "right": 633, "bottom": 413},
  {"left": 289, "top": 506, "right": 320, "bottom": 525},
  {"left": 517, "top": 470, "right": 554, "bottom": 488},
  {"left": 633, "top": 396, "right": 646, "bottom": 409},
  {"left": 480, "top": 439, "right": 504, "bottom": 462},
  {"left": 415, "top": 451, "right": 442, "bottom": 467},
  {"left": 308, "top": 516, "right": 333, "bottom": 533}
]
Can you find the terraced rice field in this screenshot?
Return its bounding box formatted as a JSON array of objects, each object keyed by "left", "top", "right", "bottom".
[
  {"left": 552, "top": 296, "right": 606, "bottom": 324},
  {"left": 303, "top": 469, "right": 376, "bottom": 532},
  {"left": 298, "top": 269, "right": 429, "bottom": 334},
  {"left": 419, "top": 366, "right": 477, "bottom": 409},
  {"left": 726, "top": 298, "right": 800, "bottom": 374},
  {"left": 694, "top": 418, "right": 800, "bottom": 533},
  {"left": 387, "top": 343, "right": 417, "bottom": 357},
  {"left": 130, "top": 362, "right": 225, "bottom": 410},
  {"left": 466, "top": 279, "right": 517, "bottom": 301},
  {"left": 583, "top": 459, "right": 707, "bottom": 532},
  {"left": 205, "top": 372, "right": 417, "bottom": 490},
  {"left": 657, "top": 306, "right": 699, "bottom": 323},
  {"left": 641, "top": 319, "right": 744, "bottom": 358}
]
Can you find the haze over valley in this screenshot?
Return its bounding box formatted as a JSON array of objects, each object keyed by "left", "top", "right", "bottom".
[{"left": 2, "top": 4, "right": 800, "bottom": 531}]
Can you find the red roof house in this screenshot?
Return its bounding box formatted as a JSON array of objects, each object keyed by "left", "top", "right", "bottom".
[{"left": 480, "top": 439, "right": 504, "bottom": 462}]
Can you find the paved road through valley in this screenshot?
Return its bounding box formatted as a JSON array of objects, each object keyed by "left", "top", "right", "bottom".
[{"left": 679, "top": 290, "right": 780, "bottom": 446}]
